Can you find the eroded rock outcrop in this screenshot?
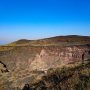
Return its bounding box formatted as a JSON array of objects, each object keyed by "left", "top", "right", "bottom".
[
  {"left": 28, "top": 45, "right": 90, "bottom": 71},
  {"left": 0, "top": 45, "right": 90, "bottom": 72}
]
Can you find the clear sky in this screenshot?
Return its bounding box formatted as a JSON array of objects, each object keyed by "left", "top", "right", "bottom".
[{"left": 0, "top": 0, "right": 90, "bottom": 44}]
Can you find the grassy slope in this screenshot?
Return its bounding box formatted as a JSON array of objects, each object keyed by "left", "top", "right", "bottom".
[
  {"left": 0, "top": 35, "right": 90, "bottom": 52},
  {"left": 28, "top": 61, "right": 90, "bottom": 90}
]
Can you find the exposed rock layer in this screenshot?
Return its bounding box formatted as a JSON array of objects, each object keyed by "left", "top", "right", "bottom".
[{"left": 0, "top": 45, "right": 90, "bottom": 72}]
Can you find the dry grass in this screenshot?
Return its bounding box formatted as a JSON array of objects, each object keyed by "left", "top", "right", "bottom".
[{"left": 27, "top": 61, "right": 90, "bottom": 90}]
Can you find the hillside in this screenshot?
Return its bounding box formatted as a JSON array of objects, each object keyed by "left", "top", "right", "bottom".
[
  {"left": 0, "top": 35, "right": 90, "bottom": 90},
  {"left": 4, "top": 35, "right": 90, "bottom": 46},
  {"left": 27, "top": 61, "right": 90, "bottom": 90}
]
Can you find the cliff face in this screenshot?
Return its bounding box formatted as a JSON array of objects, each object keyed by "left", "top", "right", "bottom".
[
  {"left": 29, "top": 45, "right": 90, "bottom": 71},
  {"left": 0, "top": 45, "right": 90, "bottom": 72}
]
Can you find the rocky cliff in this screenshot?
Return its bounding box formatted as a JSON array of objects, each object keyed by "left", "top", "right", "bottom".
[
  {"left": 1, "top": 45, "right": 90, "bottom": 71},
  {"left": 29, "top": 45, "right": 90, "bottom": 71}
]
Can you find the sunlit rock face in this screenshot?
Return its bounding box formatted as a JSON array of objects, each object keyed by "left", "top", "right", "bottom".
[{"left": 28, "top": 45, "right": 90, "bottom": 71}]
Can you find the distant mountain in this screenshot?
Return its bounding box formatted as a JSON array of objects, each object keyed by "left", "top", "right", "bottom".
[{"left": 5, "top": 35, "right": 90, "bottom": 46}]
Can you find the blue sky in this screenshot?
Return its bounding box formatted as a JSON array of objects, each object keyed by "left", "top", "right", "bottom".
[{"left": 0, "top": 0, "right": 90, "bottom": 44}]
